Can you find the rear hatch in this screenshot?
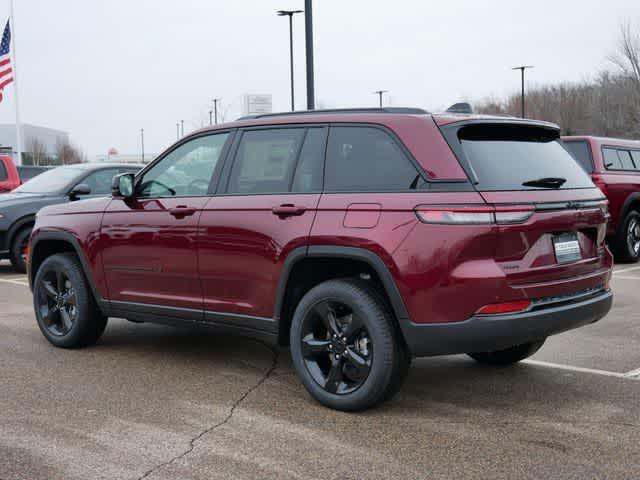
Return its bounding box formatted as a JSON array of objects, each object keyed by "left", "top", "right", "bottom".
[{"left": 441, "top": 121, "right": 611, "bottom": 300}]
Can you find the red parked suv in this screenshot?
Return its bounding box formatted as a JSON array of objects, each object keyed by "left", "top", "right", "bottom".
[
  {"left": 29, "top": 109, "right": 613, "bottom": 411},
  {"left": 562, "top": 136, "right": 640, "bottom": 262}
]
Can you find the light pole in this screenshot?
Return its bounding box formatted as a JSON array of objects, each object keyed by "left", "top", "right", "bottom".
[
  {"left": 180, "top": 120, "right": 184, "bottom": 137},
  {"left": 304, "top": 0, "right": 315, "bottom": 110},
  {"left": 141, "top": 128, "right": 145, "bottom": 163},
  {"left": 512, "top": 65, "right": 534, "bottom": 118},
  {"left": 213, "top": 98, "right": 220, "bottom": 124},
  {"left": 277, "top": 9, "right": 303, "bottom": 111},
  {"left": 176, "top": 122, "right": 180, "bottom": 140},
  {"left": 373, "top": 90, "right": 388, "bottom": 108}
]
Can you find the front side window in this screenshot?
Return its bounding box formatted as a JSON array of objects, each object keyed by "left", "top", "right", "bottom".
[
  {"left": 137, "top": 133, "right": 229, "bottom": 198},
  {"left": 226, "top": 128, "right": 304, "bottom": 194},
  {"left": 81, "top": 168, "right": 121, "bottom": 196},
  {"left": 632, "top": 151, "right": 640, "bottom": 169},
  {"left": 325, "top": 126, "right": 419, "bottom": 192}
]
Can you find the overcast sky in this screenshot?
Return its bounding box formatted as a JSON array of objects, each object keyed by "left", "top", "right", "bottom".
[{"left": 0, "top": 0, "right": 638, "bottom": 157}]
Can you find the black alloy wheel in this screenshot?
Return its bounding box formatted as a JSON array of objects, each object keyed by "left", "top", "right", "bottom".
[
  {"left": 290, "top": 279, "right": 409, "bottom": 411},
  {"left": 36, "top": 269, "right": 78, "bottom": 337},
  {"left": 300, "top": 299, "right": 373, "bottom": 395},
  {"left": 33, "top": 253, "right": 108, "bottom": 348}
]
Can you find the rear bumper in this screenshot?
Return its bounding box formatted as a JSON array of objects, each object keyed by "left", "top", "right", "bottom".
[{"left": 402, "top": 289, "right": 613, "bottom": 357}]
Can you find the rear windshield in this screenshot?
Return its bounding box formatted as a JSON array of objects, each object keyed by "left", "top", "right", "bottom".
[
  {"left": 458, "top": 125, "right": 594, "bottom": 191},
  {"left": 562, "top": 140, "right": 594, "bottom": 173}
]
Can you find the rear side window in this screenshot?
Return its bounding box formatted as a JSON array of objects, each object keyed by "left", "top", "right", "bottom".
[
  {"left": 603, "top": 148, "right": 622, "bottom": 169},
  {"left": 632, "top": 151, "right": 640, "bottom": 169},
  {"left": 563, "top": 140, "right": 593, "bottom": 173},
  {"left": 457, "top": 124, "right": 594, "bottom": 191},
  {"left": 227, "top": 129, "right": 304, "bottom": 194},
  {"left": 325, "top": 126, "right": 419, "bottom": 192},
  {"left": 0, "top": 160, "right": 7, "bottom": 181},
  {"left": 617, "top": 150, "right": 635, "bottom": 170}
]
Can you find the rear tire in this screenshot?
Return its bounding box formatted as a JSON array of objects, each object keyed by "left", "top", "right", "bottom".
[
  {"left": 9, "top": 226, "right": 31, "bottom": 273},
  {"left": 614, "top": 211, "right": 640, "bottom": 263},
  {"left": 33, "top": 253, "right": 107, "bottom": 348},
  {"left": 290, "top": 278, "right": 408, "bottom": 411},
  {"left": 468, "top": 339, "right": 545, "bottom": 366}
]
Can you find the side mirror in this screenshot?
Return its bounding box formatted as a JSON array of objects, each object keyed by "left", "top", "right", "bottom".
[
  {"left": 112, "top": 173, "right": 135, "bottom": 199},
  {"left": 69, "top": 183, "right": 91, "bottom": 199}
]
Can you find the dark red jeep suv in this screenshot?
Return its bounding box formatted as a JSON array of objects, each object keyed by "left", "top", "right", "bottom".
[
  {"left": 29, "top": 108, "right": 613, "bottom": 411},
  {"left": 562, "top": 136, "right": 640, "bottom": 262}
]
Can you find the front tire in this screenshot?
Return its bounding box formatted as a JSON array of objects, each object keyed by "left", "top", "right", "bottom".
[
  {"left": 290, "top": 279, "right": 408, "bottom": 411},
  {"left": 9, "top": 226, "right": 31, "bottom": 273},
  {"left": 614, "top": 211, "right": 640, "bottom": 263},
  {"left": 33, "top": 253, "right": 107, "bottom": 348},
  {"left": 468, "top": 339, "right": 545, "bottom": 366}
]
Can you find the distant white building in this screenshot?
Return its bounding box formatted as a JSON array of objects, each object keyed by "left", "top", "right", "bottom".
[
  {"left": 93, "top": 153, "right": 155, "bottom": 164},
  {"left": 0, "top": 123, "right": 69, "bottom": 165}
]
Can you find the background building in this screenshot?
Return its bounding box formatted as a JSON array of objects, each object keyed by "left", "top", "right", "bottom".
[{"left": 0, "top": 124, "right": 69, "bottom": 165}]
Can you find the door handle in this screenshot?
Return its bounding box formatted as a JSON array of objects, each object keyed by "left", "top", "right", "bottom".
[
  {"left": 272, "top": 204, "right": 307, "bottom": 217},
  {"left": 169, "top": 206, "right": 197, "bottom": 218}
]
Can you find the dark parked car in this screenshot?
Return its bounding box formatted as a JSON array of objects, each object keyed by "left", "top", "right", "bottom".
[
  {"left": 0, "top": 154, "right": 51, "bottom": 193},
  {"left": 29, "top": 109, "right": 612, "bottom": 411},
  {"left": 562, "top": 136, "right": 640, "bottom": 262},
  {"left": 0, "top": 163, "right": 141, "bottom": 272}
]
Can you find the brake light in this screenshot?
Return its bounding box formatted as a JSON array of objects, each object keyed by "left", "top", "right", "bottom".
[
  {"left": 415, "top": 205, "right": 534, "bottom": 225},
  {"left": 591, "top": 174, "right": 607, "bottom": 196},
  {"left": 476, "top": 300, "right": 531, "bottom": 315}
]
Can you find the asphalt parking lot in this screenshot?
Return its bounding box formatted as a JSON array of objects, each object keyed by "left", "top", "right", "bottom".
[{"left": 0, "top": 261, "right": 638, "bottom": 480}]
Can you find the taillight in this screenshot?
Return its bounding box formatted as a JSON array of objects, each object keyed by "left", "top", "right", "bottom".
[
  {"left": 415, "top": 205, "right": 534, "bottom": 225},
  {"left": 591, "top": 174, "right": 607, "bottom": 196},
  {"left": 476, "top": 300, "right": 531, "bottom": 315}
]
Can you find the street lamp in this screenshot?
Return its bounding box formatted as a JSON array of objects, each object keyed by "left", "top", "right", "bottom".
[
  {"left": 277, "top": 9, "right": 303, "bottom": 111},
  {"left": 512, "top": 65, "right": 534, "bottom": 118},
  {"left": 373, "top": 90, "right": 388, "bottom": 108},
  {"left": 140, "top": 128, "right": 145, "bottom": 163}
]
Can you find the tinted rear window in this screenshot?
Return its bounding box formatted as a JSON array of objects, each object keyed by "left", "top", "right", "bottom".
[
  {"left": 458, "top": 125, "right": 594, "bottom": 191},
  {"left": 0, "top": 160, "right": 7, "bottom": 181},
  {"left": 563, "top": 140, "right": 593, "bottom": 172}
]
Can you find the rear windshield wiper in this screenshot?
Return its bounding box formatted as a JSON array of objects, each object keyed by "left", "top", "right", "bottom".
[{"left": 522, "top": 177, "right": 567, "bottom": 188}]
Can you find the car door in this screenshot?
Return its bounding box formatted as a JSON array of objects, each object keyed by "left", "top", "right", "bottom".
[
  {"left": 100, "top": 132, "right": 233, "bottom": 313},
  {"left": 198, "top": 126, "right": 326, "bottom": 326}
]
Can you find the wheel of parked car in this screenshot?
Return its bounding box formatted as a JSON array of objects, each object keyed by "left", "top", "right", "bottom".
[
  {"left": 33, "top": 253, "right": 108, "bottom": 348},
  {"left": 467, "top": 340, "right": 545, "bottom": 366},
  {"left": 290, "top": 278, "right": 409, "bottom": 411},
  {"left": 614, "top": 210, "right": 640, "bottom": 263},
  {"left": 9, "top": 226, "right": 32, "bottom": 274}
]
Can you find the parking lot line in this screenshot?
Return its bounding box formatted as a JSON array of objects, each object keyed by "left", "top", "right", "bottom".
[
  {"left": 0, "top": 278, "right": 29, "bottom": 287},
  {"left": 612, "top": 275, "right": 640, "bottom": 280},
  {"left": 612, "top": 265, "right": 640, "bottom": 275},
  {"left": 523, "top": 359, "right": 633, "bottom": 379},
  {"left": 624, "top": 367, "right": 640, "bottom": 379}
]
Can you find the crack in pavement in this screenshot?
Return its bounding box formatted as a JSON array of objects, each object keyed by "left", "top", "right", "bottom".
[{"left": 137, "top": 342, "right": 280, "bottom": 480}]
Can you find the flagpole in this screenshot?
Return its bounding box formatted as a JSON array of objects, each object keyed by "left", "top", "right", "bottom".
[{"left": 9, "top": 0, "right": 22, "bottom": 165}]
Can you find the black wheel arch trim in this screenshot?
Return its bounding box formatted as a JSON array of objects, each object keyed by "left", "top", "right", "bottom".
[
  {"left": 29, "top": 231, "right": 106, "bottom": 315},
  {"left": 616, "top": 193, "right": 640, "bottom": 236},
  {"left": 274, "top": 245, "right": 411, "bottom": 330},
  {"left": 7, "top": 215, "right": 36, "bottom": 248}
]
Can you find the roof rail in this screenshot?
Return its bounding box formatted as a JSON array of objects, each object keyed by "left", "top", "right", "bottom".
[{"left": 237, "top": 107, "right": 429, "bottom": 121}]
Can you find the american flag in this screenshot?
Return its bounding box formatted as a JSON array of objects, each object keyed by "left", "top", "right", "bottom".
[{"left": 0, "top": 20, "right": 13, "bottom": 103}]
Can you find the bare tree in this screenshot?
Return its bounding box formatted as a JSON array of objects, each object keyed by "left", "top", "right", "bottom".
[
  {"left": 609, "top": 20, "right": 640, "bottom": 95},
  {"left": 27, "top": 137, "right": 48, "bottom": 166},
  {"left": 56, "top": 140, "right": 85, "bottom": 165}
]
